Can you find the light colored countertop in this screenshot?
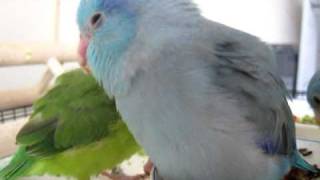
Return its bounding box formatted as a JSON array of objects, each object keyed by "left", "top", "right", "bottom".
[
  {"left": 0, "top": 98, "right": 319, "bottom": 179},
  {"left": 0, "top": 140, "right": 319, "bottom": 180},
  {"left": 0, "top": 118, "right": 26, "bottom": 158},
  {"left": 297, "top": 139, "right": 320, "bottom": 165}
]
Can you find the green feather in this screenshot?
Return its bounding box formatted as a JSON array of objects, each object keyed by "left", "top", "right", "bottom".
[
  {"left": 0, "top": 147, "right": 35, "bottom": 180},
  {"left": 0, "top": 69, "right": 142, "bottom": 180}
]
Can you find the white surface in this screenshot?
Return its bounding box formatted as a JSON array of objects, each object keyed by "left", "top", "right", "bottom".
[
  {"left": 296, "top": 123, "right": 320, "bottom": 142},
  {"left": 0, "top": 118, "right": 27, "bottom": 158},
  {"left": 1, "top": 141, "right": 319, "bottom": 180},
  {"left": 0, "top": 154, "right": 148, "bottom": 180},
  {"left": 0, "top": 99, "right": 319, "bottom": 179},
  {"left": 0, "top": 65, "right": 46, "bottom": 90},
  {"left": 0, "top": 63, "right": 79, "bottom": 91},
  {"left": 297, "top": 139, "right": 320, "bottom": 165}
]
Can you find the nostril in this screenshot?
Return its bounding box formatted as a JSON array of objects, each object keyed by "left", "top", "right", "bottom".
[{"left": 313, "top": 96, "right": 320, "bottom": 105}]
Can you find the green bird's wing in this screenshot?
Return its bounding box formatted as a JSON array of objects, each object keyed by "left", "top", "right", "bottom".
[
  {"left": 0, "top": 69, "right": 141, "bottom": 180},
  {"left": 1, "top": 69, "right": 141, "bottom": 180},
  {"left": 16, "top": 69, "right": 121, "bottom": 156}
]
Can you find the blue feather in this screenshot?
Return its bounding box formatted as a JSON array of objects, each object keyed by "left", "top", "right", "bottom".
[
  {"left": 77, "top": 0, "right": 132, "bottom": 30},
  {"left": 257, "top": 137, "right": 279, "bottom": 155},
  {"left": 307, "top": 71, "right": 320, "bottom": 109},
  {"left": 77, "top": 0, "right": 320, "bottom": 178},
  {"left": 291, "top": 151, "right": 318, "bottom": 173},
  {"left": 77, "top": 0, "right": 138, "bottom": 96},
  {"left": 257, "top": 137, "right": 317, "bottom": 173},
  {"left": 101, "top": 0, "right": 129, "bottom": 11}
]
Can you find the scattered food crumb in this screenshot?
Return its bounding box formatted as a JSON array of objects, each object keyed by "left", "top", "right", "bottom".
[
  {"left": 299, "top": 148, "right": 313, "bottom": 157},
  {"left": 284, "top": 165, "right": 320, "bottom": 180}
]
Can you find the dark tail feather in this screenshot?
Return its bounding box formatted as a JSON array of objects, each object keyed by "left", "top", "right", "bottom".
[{"left": 0, "top": 147, "right": 35, "bottom": 180}]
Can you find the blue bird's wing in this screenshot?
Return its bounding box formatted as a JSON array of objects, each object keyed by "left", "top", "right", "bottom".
[
  {"left": 212, "top": 40, "right": 295, "bottom": 155},
  {"left": 212, "top": 38, "right": 317, "bottom": 173}
]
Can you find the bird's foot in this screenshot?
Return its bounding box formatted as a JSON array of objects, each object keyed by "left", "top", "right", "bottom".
[
  {"left": 101, "top": 159, "right": 154, "bottom": 180},
  {"left": 144, "top": 158, "right": 154, "bottom": 175},
  {"left": 101, "top": 171, "right": 147, "bottom": 180},
  {"left": 284, "top": 166, "right": 320, "bottom": 180}
]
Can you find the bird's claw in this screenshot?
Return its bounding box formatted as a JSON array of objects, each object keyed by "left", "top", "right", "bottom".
[
  {"left": 81, "top": 65, "right": 91, "bottom": 74},
  {"left": 101, "top": 171, "right": 147, "bottom": 180},
  {"left": 144, "top": 159, "right": 154, "bottom": 176},
  {"left": 101, "top": 159, "right": 154, "bottom": 180}
]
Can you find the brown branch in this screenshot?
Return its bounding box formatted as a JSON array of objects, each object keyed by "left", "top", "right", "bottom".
[
  {"left": 0, "top": 43, "right": 78, "bottom": 66},
  {"left": 0, "top": 67, "right": 54, "bottom": 110}
]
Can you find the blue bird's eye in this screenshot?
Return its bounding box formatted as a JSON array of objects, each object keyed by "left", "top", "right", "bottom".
[{"left": 90, "top": 13, "right": 104, "bottom": 29}]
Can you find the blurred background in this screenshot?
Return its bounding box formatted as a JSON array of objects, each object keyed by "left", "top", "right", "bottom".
[{"left": 0, "top": 0, "right": 319, "bottom": 177}]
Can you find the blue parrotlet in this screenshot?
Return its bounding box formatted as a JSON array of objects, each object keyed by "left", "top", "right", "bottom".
[
  {"left": 307, "top": 71, "right": 320, "bottom": 124},
  {"left": 77, "top": 0, "right": 318, "bottom": 179}
]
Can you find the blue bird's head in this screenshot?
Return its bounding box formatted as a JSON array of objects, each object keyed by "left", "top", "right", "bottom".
[
  {"left": 307, "top": 71, "right": 320, "bottom": 123},
  {"left": 77, "top": 0, "right": 143, "bottom": 90}
]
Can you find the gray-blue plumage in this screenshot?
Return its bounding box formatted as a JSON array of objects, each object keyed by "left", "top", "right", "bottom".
[
  {"left": 307, "top": 71, "right": 320, "bottom": 121},
  {"left": 77, "top": 0, "right": 317, "bottom": 179}
]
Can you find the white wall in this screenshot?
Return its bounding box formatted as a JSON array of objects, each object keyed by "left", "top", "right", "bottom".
[
  {"left": 195, "top": 0, "right": 303, "bottom": 45},
  {"left": 0, "top": 0, "right": 304, "bottom": 91},
  {"left": 59, "top": 0, "right": 81, "bottom": 45},
  {"left": 0, "top": 0, "right": 55, "bottom": 43},
  {"left": 0, "top": 0, "right": 303, "bottom": 45},
  {"left": 0, "top": 0, "right": 55, "bottom": 91},
  {"left": 0, "top": 0, "right": 80, "bottom": 44},
  {"left": 0, "top": 0, "right": 80, "bottom": 91},
  {"left": 59, "top": 0, "right": 303, "bottom": 45},
  {"left": 296, "top": 0, "right": 320, "bottom": 93}
]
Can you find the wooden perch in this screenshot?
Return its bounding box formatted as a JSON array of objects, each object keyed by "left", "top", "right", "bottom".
[
  {"left": 0, "top": 43, "right": 78, "bottom": 66},
  {"left": 0, "top": 89, "right": 37, "bottom": 110},
  {"left": 0, "top": 61, "right": 56, "bottom": 110},
  {"left": 47, "top": 57, "right": 65, "bottom": 77}
]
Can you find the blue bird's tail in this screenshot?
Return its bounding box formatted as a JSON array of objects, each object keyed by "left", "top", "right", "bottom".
[{"left": 291, "top": 151, "right": 319, "bottom": 173}]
